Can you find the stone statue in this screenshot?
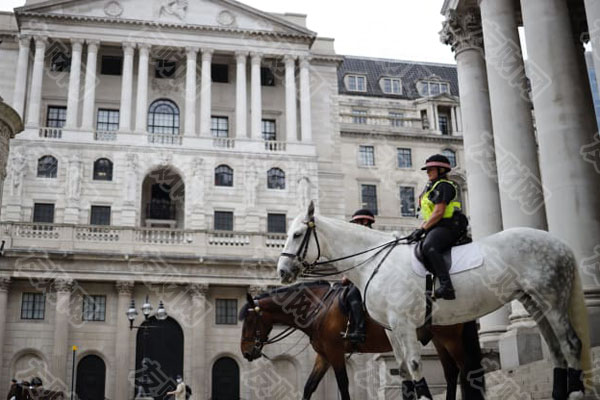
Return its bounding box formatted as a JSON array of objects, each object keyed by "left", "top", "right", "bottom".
[
  {"left": 191, "top": 157, "right": 205, "bottom": 203},
  {"left": 67, "top": 156, "right": 81, "bottom": 200},
  {"left": 9, "top": 151, "right": 27, "bottom": 197},
  {"left": 245, "top": 169, "right": 259, "bottom": 209},
  {"left": 125, "top": 154, "right": 139, "bottom": 204}
]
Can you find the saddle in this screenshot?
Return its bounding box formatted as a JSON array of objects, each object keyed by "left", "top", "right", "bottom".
[{"left": 413, "top": 231, "right": 472, "bottom": 275}]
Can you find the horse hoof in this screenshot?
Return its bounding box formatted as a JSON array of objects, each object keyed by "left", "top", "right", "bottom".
[{"left": 567, "top": 391, "right": 584, "bottom": 400}]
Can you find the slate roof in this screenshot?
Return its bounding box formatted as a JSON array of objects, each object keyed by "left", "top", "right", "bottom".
[{"left": 338, "top": 56, "right": 459, "bottom": 100}]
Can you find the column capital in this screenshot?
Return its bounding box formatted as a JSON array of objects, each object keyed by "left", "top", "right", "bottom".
[
  {"left": 70, "top": 38, "right": 84, "bottom": 51},
  {"left": 86, "top": 39, "right": 100, "bottom": 52},
  {"left": 116, "top": 280, "right": 135, "bottom": 295},
  {"left": 201, "top": 48, "right": 214, "bottom": 61},
  {"left": 284, "top": 54, "right": 297, "bottom": 64},
  {"left": 122, "top": 41, "right": 135, "bottom": 54},
  {"left": 0, "top": 277, "right": 11, "bottom": 293},
  {"left": 299, "top": 56, "right": 312, "bottom": 68},
  {"left": 33, "top": 36, "right": 48, "bottom": 48},
  {"left": 53, "top": 278, "right": 74, "bottom": 293},
  {"left": 250, "top": 52, "right": 263, "bottom": 65},
  {"left": 235, "top": 51, "right": 248, "bottom": 62},
  {"left": 185, "top": 46, "right": 199, "bottom": 57},
  {"left": 189, "top": 283, "right": 209, "bottom": 298},
  {"left": 17, "top": 35, "right": 31, "bottom": 47},
  {"left": 137, "top": 43, "right": 152, "bottom": 53},
  {"left": 440, "top": 8, "right": 484, "bottom": 55}
]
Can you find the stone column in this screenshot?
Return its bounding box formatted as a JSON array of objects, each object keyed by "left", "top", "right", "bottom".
[
  {"left": 585, "top": 0, "right": 600, "bottom": 97},
  {"left": 119, "top": 42, "right": 135, "bottom": 132},
  {"left": 81, "top": 40, "right": 99, "bottom": 130},
  {"left": 189, "top": 284, "right": 209, "bottom": 400},
  {"left": 0, "top": 277, "right": 10, "bottom": 387},
  {"left": 26, "top": 36, "right": 48, "bottom": 127},
  {"left": 65, "top": 39, "right": 84, "bottom": 129},
  {"left": 185, "top": 47, "right": 199, "bottom": 136},
  {"left": 235, "top": 52, "right": 248, "bottom": 138},
  {"left": 200, "top": 49, "right": 213, "bottom": 137},
  {"left": 441, "top": 9, "right": 508, "bottom": 346},
  {"left": 521, "top": 0, "right": 600, "bottom": 344},
  {"left": 13, "top": 36, "right": 31, "bottom": 118},
  {"left": 115, "top": 281, "right": 134, "bottom": 400},
  {"left": 299, "top": 56, "right": 313, "bottom": 143},
  {"left": 135, "top": 44, "right": 150, "bottom": 133},
  {"left": 52, "top": 279, "right": 73, "bottom": 388},
  {"left": 250, "top": 52, "right": 263, "bottom": 140},
  {"left": 284, "top": 55, "right": 298, "bottom": 142}
]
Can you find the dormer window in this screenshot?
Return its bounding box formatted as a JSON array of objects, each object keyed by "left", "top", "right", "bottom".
[
  {"left": 381, "top": 78, "right": 402, "bottom": 94},
  {"left": 417, "top": 80, "right": 450, "bottom": 97},
  {"left": 346, "top": 75, "right": 367, "bottom": 92}
]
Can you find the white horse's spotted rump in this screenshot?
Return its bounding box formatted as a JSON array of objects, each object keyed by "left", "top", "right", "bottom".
[{"left": 410, "top": 242, "right": 483, "bottom": 277}]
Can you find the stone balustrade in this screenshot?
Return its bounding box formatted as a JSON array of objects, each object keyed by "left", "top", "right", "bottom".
[{"left": 38, "top": 127, "right": 62, "bottom": 139}]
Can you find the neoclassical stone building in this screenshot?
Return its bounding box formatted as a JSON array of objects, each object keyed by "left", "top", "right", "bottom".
[{"left": 0, "top": 1, "right": 469, "bottom": 399}]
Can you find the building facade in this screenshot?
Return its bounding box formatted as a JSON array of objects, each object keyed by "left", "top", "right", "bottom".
[{"left": 0, "top": 1, "right": 467, "bottom": 399}]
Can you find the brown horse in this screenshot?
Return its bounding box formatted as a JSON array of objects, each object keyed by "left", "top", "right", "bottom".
[
  {"left": 240, "top": 281, "right": 485, "bottom": 400},
  {"left": 8, "top": 381, "right": 64, "bottom": 400}
]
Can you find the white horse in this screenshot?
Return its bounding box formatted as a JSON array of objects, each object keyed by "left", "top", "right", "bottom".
[{"left": 277, "top": 202, "right": 591, "bottom": 400}]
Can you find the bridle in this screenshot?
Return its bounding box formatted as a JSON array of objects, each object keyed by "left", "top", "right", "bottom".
[{"left": 280, "top": 218, "right": 321, "bottom": 272}]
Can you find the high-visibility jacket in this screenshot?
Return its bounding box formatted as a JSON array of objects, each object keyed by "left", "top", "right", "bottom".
[{"left": 420, "top": 179, "right": 461, "bottom": 221}]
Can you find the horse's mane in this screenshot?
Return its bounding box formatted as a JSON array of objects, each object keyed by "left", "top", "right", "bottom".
[{"left": 238, "top": 280, "right": 331, "bottom": 321}]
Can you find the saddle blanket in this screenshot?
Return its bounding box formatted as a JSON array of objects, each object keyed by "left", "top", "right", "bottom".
[{"left": 411, "top": 242, "right": 484, "bottom": 277}]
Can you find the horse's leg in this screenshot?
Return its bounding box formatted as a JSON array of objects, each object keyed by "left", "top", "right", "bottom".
[
  {"left": 431, "top": 339, "right": 459, "bottom": 400},
  {"left": 388, "top": 326, "right": 432, "bottom": 400},
  {"left": 303, "top": 353, "right": 331, "bottom": 400},
  {"left": 332, "top": 363, "right": 351, "bottom": 400}
]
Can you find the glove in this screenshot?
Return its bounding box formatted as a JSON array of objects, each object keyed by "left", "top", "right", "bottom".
[{"left": 407, "top": 228, "right": 426, "bottom": 243}]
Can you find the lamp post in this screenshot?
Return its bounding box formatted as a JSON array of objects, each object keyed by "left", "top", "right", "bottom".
[{"left": 126, "top": 295, "right": 168, "bottom": 398}]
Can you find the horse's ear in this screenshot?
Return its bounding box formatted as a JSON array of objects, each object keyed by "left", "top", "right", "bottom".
[
  {"left": 307, "top": 200, "right": 315, "bottom": 219},
  {"left": 246, "top": 293, "right": 255, "bottom": 307}
]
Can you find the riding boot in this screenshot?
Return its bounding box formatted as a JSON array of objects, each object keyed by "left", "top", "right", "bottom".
[
  {"left": 346, "top": 298, "right": 366, "bottom": 343},
  {"left": 427, "top": 250, "right": 455, "bottom": 300}
]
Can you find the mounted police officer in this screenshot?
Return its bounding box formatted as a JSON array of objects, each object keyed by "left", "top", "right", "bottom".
[
  {"left": 407, "top": 154, "right": 468, "bottom": 300},
  {"left": 342, "top": 208, "right": 374, "bottom": 343}
]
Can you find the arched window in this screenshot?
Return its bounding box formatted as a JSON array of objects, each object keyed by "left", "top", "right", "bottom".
[
  {"left": 215, "top": 165, "right": 233, "bottom": 187},
  {"left": 212, "top": 357, "right": 239, "bottom": 400},
  {"left": 148, "top": 99, "right": 180, "bottom": 135},
  {"left": 37, "top": 156, "right": 58, "bottom": 178},
  {"left": 93, "top": 158, "right": 113, "bottom": 181},
  {"left": 442, "top": 149, "right": 457, "bottom": 168},
  {"left": 267, "top": 168, "right": 285, "bottom": 190}
]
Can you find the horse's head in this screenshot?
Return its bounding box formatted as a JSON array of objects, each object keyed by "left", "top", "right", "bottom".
[
  {"left": 239, "top": 293, "right": 273, "bottom": 361},
  {"left": 277, "top": 201, "right": 320, "bottom": 284}
]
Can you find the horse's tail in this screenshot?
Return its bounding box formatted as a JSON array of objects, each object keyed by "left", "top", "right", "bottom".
[
  {"left": 568, "top": 254, "right": 592, "bottom": 384},
  {"left": 461, "top": 320, "right": 486, "bottom": 394}
]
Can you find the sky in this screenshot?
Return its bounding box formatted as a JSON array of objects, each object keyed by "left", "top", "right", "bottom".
[{"left": 0, "top": 0, "right": 456, "bottom": 64}]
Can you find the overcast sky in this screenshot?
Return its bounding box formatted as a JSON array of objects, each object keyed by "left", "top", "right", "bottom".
[{"left": 0, "top": 0, "right": 456, "bottom": 64}]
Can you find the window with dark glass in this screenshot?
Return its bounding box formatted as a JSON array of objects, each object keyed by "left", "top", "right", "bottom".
[
  {"left": 21, "top": 293, "right": 45, "bottom": 320},
  {"left": 101, "top": 56, "right": 123, "bottom": 76},
  {"left": 96, "top": 109, "right": 120, "bottom": 131},
  {"left": 442, "top": 149, "right": 457, "bottom": 167},
  {"left": 397, "top": 148, "right": 412, "bottom": 168},
  {"left": 90, "top": 206, "right": 111, "bottom": 226},
  {"left": 359, "top": 146, "right": 375, "bottom": 166},
  {"left": 33, "top": 203, "right": 55, "bottom": 223},
  {"left": 148, "top": 99, "right": 180, "bottom": 135},
  {"left": 214, "top": 211, "right": 234, "bottom": 231},
  {"left": 216, "top": 299, "right": 237, "bottom": 324},
  {"left": 211, "top": 116, "right": 229, "bottom": 137},
  {"left": 215, "top": 165, "right": 233, "bottom": 187},
  {"left": 267, "top": 168, "right": 285, "bottom": 190},
  {"left": 352, "top": 109, "right": 367, "bottom": 124},
  {"left": 262, "top": 119, "right": 276, "bottom": 141},
  {"left": 82, "top": 295, "right": 106, "bottom": 321},
  {"left": 439, "top": 113, "right": 450, "bottom": 135},
  {"left": 267, "top": 213, "right": 287, "bottom": 233},
  {"left": 400, "top": 186, "right": 416, "bottom": 217},
  {"left": 155, "top": 59, "right": 176, "bottom": 79},
  {"left": 361, "top": 184, "right": 378, "bottom": 215},
  {"left": 37, "top": 155, "right": 58, "bottom": 178},
  {"left": 47, "top": 106, "right": 67, "bottom": 128},
  {"left": 50, "top": 52, "right": 70, "bottom": 72},
  {"left": 212, "top": 64, "right": 229, "bottom": 83},
  {"left": 93, "top": 158, "right": 113, "bottom": 181},
  {"left": 261, "top": 67, "right": 275, "bottom": 86}
]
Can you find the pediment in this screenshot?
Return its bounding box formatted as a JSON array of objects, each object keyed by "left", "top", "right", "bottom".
[{"left": 16, "top": 0, "right": 315, "bottom": 37}]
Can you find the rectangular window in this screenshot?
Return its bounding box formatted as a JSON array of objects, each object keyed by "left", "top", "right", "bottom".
[
  {"left": 262, "top": 119, "right": 276, "bottom": 141},
  {"left": 439, "top": 114, "right": 450, "bottom": 135},
  {"left": 216, "top": 299, "right": 238, "bottom": 325},
  {"left": 33, "top": 203, "right": 55, "bottom": 223},
  {"left": 347, "top": 75, "right": 366, "bottom": 92},
  {"left": 46, "top": 106, "right": 67, "bottom": 128},
  {"left": 400, "top": 186, "right": 416, "bottom": 217},
  {"left": 155, "top": 59, "right": 177, "bottom": 79},
  {"left": 389, "top": 112, "right": 404, "bottom": 127},
  {"left": 90, "top": 206, "right": 111, "bottom": 226},
  {"left": 267, "top": 213, "right": 287, "bottom": 233},
  {"left": 397, "top": 148, "right": 412, "bottom": 168},
  {"left": 360, "top": 184, "right": 378, "bottom": 215},
  {"left": 101, "top": 56, "right": 123, "bottom": 76},
  {"left": 440, "top": 83, "right": 449, "bottom": 93},
  {"left": 382, "top": 78, "right": 401, "bottom": 94},
  {"left": 352, "top": 109, "right": 367, "bottom": 124},
  {"left": 21, "top": 293, "right": 45, "bottom": 320},
  {"left": 82, "top": 295, "right": 106, "bottom": 321},
  {"left": 211, "top": 116, "right": 229, "bottom": 137},
  {"left": 212, "top": 64, "right": 229, "bottom": 83},
  {"left": 214, "top": 211, "right": 234, "bottom": 231},
  {"left": 261, "top": 67, "right": 275, "bottom": 86},
  {"left": 96, "top": 109, "right": 120, "bottom": 131},
  {"left": 430, "top": 82, "right": 440, "bottom": 96},
  {"left": 359, "top": 145, "right": 375, "bottom": 166}
]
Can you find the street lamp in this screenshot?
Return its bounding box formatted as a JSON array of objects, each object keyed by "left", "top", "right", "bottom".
[{"left": 126, "top": 295, "right": 168, "bottom": 398}]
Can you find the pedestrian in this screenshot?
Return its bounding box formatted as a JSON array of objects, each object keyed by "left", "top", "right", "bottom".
[{"left": 166, "top": 375, "right": 186, "bottom": 400}]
